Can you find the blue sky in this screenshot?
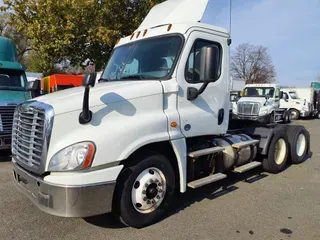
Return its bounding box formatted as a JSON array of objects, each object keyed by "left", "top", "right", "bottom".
[{"left": 202, "top": 0, "right": 320, "bottom": 87}]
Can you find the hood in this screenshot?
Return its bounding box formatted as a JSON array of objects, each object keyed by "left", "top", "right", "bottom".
[
  {"left": 0, "top": 90, "right": 30, "bottom": 103},
  {"left": 34, "top": 81, "right": 164, "bottom": 115},
  {"left": 238, "top": 97, "right": 270, "bottom": 106},
  {"left": 136, "top": 0, "right": 209, "bottom": 31}
]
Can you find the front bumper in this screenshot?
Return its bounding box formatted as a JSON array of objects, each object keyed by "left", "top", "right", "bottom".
[
  {"left": 12, "top": 161, "right": 117, "bottom": 218},
  {"left": 300, "top": 110, "right": 310, "bottom": 117},
  {"left": 0, "top": 134, "right": 11, "bottom": 150},
  {"left": 232, "top": 113, "right": 271, "bottom": 123}
]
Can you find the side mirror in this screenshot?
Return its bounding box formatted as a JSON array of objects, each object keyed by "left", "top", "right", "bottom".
[
  {"left": 279, "top": 91, "right": 284, "bottom": 99},
  {"left": 187, "top": 45, "right": 220, "bottom": 101},
  {"left": 82, "top": 73, "right": 97, "bottom": 87},
  {"left": 27, "top": 80, "right": 41, "bottom": 98},
  {"left": 199, "top": 45, "right": 220, "bottom": 82}
]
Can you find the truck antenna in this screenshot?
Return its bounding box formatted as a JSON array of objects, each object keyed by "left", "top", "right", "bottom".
[{"left": 229, "top": 0, "right": 232, "bottom": 37}]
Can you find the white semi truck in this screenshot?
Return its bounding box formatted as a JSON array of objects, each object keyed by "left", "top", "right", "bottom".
[
  {"left": 11, "top": 0, "right": 310, "bottom": 228},
  {"left": 233, "top": 84, "right": 291, "bottom": 124}
]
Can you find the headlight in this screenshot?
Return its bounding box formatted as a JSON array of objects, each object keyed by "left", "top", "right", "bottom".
[
  {"left": 48, "top": 142, "right": 95, "bottom": 171},
  {"left": 260, "top": 109, "right": 269, "bottom": 116}
]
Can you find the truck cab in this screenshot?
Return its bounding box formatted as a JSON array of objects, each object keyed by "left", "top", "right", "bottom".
[
  {"left": 280, "top": 88, "right": 309, "bottom": 120},
  {"left": 234, "top": 84, "right": 289, "bottom": 123},
  {"left": 0, "top": 37, "right": 31, "bottom": 150},
  {"left": 11, "top": 0, "right": 309, "bottom": 228}
]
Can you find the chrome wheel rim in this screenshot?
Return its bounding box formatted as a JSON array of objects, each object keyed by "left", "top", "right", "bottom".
[
  {"left": 274, "top": 138, "right": 287, "bottom": 165},
  {"left": 296, "top": 133, "right": 306, "bottom": 157},
  {"left": 131, "top": 168, "right": 166, "bottom": 214}
]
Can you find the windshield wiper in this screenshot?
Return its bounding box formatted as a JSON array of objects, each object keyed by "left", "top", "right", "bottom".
[
  {"left": 98, "top": 78, "right": 110, "bottom": 82},
  {"left": 120, "top": 75, "right": 146, "bottom": 80}
]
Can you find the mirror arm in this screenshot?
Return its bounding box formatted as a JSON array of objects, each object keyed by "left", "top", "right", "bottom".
[
  {"left": 187, "top": 81, "right": 210, "bottom": 101},
  {"left": 79, "top": 86, "right": 92, "bottom": 124}
]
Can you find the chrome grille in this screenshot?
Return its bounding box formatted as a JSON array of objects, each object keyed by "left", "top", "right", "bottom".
[
  {"left": 0, "top": 105, "right": 16, "bottom": 134},
  {"left": 237, "top": 102, "right": 260, "bottom": 115},
  {"left": 11, "top": 101, "right": 54, "bottom": 174}
]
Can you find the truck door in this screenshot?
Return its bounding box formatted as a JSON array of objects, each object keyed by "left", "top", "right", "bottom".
[
  {"left": 273, "top": 87, "right": 281, "bottom": 109},
  {"left": 176, "top": 31, "right": 229, "bottom": 137},
  {"left": 280, "top": 91, "right": 290, "bottom": 109}
]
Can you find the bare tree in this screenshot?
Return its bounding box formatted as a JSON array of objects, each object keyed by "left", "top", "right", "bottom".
[{"left": 231, "top": 43, "right": 276, "bottom": 84}]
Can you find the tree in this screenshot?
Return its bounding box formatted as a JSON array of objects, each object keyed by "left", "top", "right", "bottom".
[
  {"left": 1, "top": 0, "right": 164, "bottom": 75},
  {"left": 231, "top": 43, "right": 276, "bottom": 84},
  {"left": 0, "top": 12, "right": 30, "bottom": 62}
]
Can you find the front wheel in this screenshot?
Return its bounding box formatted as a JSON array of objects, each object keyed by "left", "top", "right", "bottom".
[
  {"left": 113, "top": 153, "right": 175, "bottom": 228},
  {"left": 290, "top": 109, "right": 300, "bottom": 120},
  {"left": 316, "top": 111, "right": 320, "bottom": 119}
]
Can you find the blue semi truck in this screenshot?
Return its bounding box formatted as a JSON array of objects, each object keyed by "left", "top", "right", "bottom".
[{"left": 0, "top": 36, "right": 31, "bottom": 150}]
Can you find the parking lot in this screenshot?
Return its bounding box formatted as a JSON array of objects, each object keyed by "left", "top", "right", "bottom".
[{"left": 0, "top": 120, "right": 319, "bottom": 240}]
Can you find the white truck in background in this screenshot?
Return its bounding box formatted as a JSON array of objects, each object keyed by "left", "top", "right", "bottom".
[
  {"left": 280, "top": 88, "right": 310, "bottom": 120},
  {"left": 233, "top": 84, "right": 291, "bottom": 124},
  {"left": 11, "top": 0, "right": 310, "bottom": 228}
]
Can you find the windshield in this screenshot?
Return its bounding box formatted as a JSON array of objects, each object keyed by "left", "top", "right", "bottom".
[
  {"left": 0, "top": 69, "right": 27, "bottom": 91},
  {"left": 101, "top": 35, "right": 182, "bottom": 81},
  {"left": 289, "top": 91, "right": 299, "bottom": 99},
  {"left": 243, "top": 87, "right": 275, "bottom": 98}
]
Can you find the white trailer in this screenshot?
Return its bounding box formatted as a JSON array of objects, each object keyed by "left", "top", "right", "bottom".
[{"left": 11, "top": 0, "right": 310, "bottom": 229}]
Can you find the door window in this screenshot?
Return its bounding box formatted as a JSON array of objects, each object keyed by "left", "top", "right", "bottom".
[{"left": 185, "top": 39, "right": 221, "bottom": 83}]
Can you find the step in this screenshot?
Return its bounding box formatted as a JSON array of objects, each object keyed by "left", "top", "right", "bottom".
[
  {"left": 232, "top": 140, "right": 259, "bottom": 149},
  {"left": 233, "top": 161, "right": 262, "bottom": 173},
  {"left": 187, "top": 173, "right": 227, "bottom": 189},
  {"left": 188, "top": 146, "right": 225, "bottom": 158}
]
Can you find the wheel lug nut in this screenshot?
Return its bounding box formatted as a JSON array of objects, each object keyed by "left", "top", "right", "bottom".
[
  {"left": 158, "top": 189, "right": 163, "bottom": 193},
  {"left": 158, "top": 183, "right": 162, "bottom": 186},
  {"left": 155, "top": 179, "right": 159, "bottom": 183},
  {"left": 142, "top": 190, "right": 146, "bottom": 194},
  {"left": 145, "top": 183, "right": 148, "bottom": 187},
  {"left": 149, "top": 179, "right": 153, "bottom": 183},
  {"left": 143, "top": 197, "right": 147, "bottom": 201},
  {"left": 156, "top": 195, "right": 160, "bottom": 199},
  {"left": 147, "top": 200, "right": 151, "bottom": 204},
  {"left": 152, "top": 200, "right": 156, "bottom": 204}
]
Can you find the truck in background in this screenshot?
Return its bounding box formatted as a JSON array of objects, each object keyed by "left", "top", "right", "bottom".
[
  {"left": 11, "top": 0, "right": 310, "bottom": 228},
  {"left": 233, "top": 84, "right": 291, "bottom": 124},
  {"left": 0, "top": 36, "right": 32, "bottom": 150},
  {"left": 280, "top": 88, "right": 310, "bottom": 120},
  {"left": 294, "top": 88, "right": 320, "bottom": 119}
]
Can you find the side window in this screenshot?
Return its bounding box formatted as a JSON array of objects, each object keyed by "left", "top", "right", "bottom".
[
  {"left": 275, "top": 88, "right": 280, "bottom": 98},
  {"left": 185, "top": 39, "right": 221, "bottom": 83}
]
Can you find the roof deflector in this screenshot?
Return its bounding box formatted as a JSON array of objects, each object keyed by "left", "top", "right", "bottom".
[{"left": 135, "top": 0, "right": 209, "bottom": 32}]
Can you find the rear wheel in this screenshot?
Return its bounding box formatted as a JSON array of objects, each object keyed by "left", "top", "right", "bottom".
[
  {"left": 316, "top": 112, "right": 320, "bottom": 119},
  {"left": 113, "top": 153, "right": 175, "bottom": 228},
  {"left": 263, "top": 129, "right": 289, "bottom": 173},
  {"left": 290, "top": 109, "right": 300, "bottom": 120},
  {"left": 287, "top": 126, "right": 309, "bottom": 164}
]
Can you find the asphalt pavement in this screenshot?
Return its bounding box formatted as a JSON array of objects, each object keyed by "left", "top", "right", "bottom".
[{"left": 1, "top": 120, "right": 320, "bottom": 240}]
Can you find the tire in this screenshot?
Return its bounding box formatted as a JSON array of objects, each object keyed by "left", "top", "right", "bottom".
[
  {"left": 290, "top": 109, "right": 300, "bottom": 120},
  {"left": 113, "top": 153, "right": 175, "bottom": 228},
  {"left": 316, "top": 112, "right": 320, "bottom": 119},
  {"left": 262, "top": 129, "right": 289, "bottom": 173},
  {"left": 269, "top": 111, "right": 275, "bottom": 124},
  {"left": 283, "top": 111, "right": 291, "bottom": 124},
  {"left": 286, "top": 125, "right": 309, "bottom": 164}
]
